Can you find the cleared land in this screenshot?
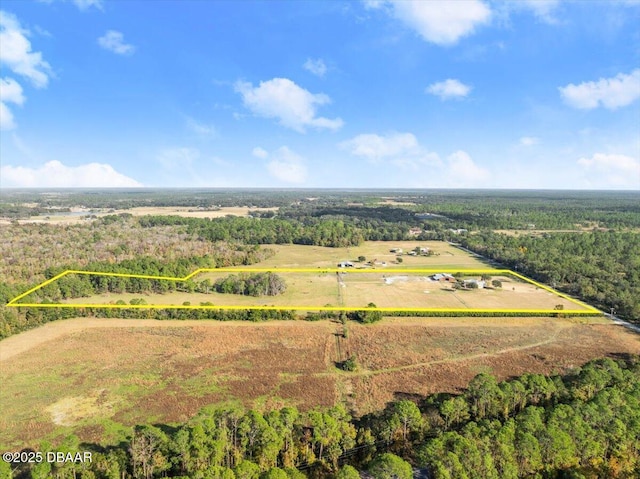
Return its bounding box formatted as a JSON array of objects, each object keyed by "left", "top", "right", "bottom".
[
  {"left": 15, "top": 241, "right": 592, "bottom": 312},
  {"left": 55, "top": 271, "right": 590, "bottom": 312},
  {"left": 0, "top": 240, "right": 611, "bottom": 448},
  {"left": 1, "top": 316, "right": 638, "bottom": 448},
  {"left": 241, "top": 241, "right": 486, "bottom": 269},
  {"left": 0, "top": 206, "right": 278, "bottom": 225}
]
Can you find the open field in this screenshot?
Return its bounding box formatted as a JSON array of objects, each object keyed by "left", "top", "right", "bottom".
[
  {"left": 1, "top": 316, "right": 638, "bottom": 448},
  {"left": 10, "top": 241, "right": 594, "bottom": 313},
  {"left": 242, "top": 241, "right": 488, "bottom": 269},
  {"left": 53, "top": 270, "right": 590, "bottom": 312},
  {"left": 0, "top": 206, "right": 278, "bottom": 225}
]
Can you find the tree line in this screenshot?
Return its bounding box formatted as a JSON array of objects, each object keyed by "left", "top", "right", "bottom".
[
  {"left": 459, "top": 230, "right": 640, "bottom": 322},
  {"left": 138, "top": 216, "right": 371, "bottom": 248},
  {"left": 213, "top": 273, "right": 286, "bottom": 297},
  {"left": 0, "top": 245, "right": 276, "bottom": 339}
]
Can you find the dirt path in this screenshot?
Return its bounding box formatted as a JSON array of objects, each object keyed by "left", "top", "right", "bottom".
[
  {"left": 610, "top": 314, "right": 640, "bottom": 334},
  {"left": 363, "top": 329, "right": 564, "bottom": 376},
  {"left": 320, "top": 320, "right": 571, "bottom": 378}
]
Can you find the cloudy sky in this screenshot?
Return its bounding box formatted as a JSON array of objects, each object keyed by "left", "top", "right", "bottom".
[{"left": 1, "top": 0, "right": 639, "bottom": 189}]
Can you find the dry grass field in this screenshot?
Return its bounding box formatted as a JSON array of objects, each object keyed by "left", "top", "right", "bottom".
[
  {"left": 1, "top": 241, "right": 615, "bottom": 449},
  {"left": 242, "top": 241, "right": 487, "bottom": 269},
  {"left": 61, "top": 271, "right": 587, "bottom": 311},
  {"left": 1, "top": 316, "right": 638, "bottom": 449},
  {"left": 1, "top": 206, "right": 277, "bottom": 225},
  {"left": 18, "top": 240, "right": 590, "bottom": 311}
]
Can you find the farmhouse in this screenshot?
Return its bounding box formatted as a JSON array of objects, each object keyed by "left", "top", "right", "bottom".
[
  {"left": 430, "top": 273, "right": 456, "bottom": 282},
  {"left": 337, "top": 261, "right": 354, "bottom": 268}
]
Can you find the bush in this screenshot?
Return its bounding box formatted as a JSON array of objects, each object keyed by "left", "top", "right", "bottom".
[
  {"left": 348, "top": 303, "right": 383, "bottom": 323},
  {"left": 338, "top": 355, "right": 357, "bottom": 371}
]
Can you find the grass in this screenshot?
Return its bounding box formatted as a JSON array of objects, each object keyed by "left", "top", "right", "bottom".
[
  {"left": 0, "top": 241, "right": 614, "bottom": 449},
  {"left": 56, "top": 271, "right": 590, "bottom": 312},
  {"left": 248, "top": 241, "right": 488, "bottom": 269},
  {"left": 2, "top": 316, "right": 638, "bottom": 449},
  {"left": 17, "top": 241, "right": 591, "bottom": 312}
]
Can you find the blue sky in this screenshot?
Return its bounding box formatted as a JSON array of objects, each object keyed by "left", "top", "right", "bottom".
[{"left": 1, "top": 0, "right": 639, "bottom": 189}]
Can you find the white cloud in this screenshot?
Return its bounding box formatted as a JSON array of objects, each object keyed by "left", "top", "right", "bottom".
[
  {"left": 559, "top": 69, "right": 640, "bottom": 110},
  {"left": 0, "top": 11, "right": 52, "bottom": 88},
  {"left": 577, "top": 153, "right": 640, "bottom": 188},
  {"left": 0, "top": 160, "right": 142, "bottom": 187},
  {"left": 519, "top": 0, "right": 560, "bottom": 24},
  {"left": 519, "top": 136, "right": 539, "bottom": 146},
  {"left": 252, "top": 147, "right": 269, "bottom": 159},
  {"left": 446, "top": 150, "right": 490, "bottom": 186},
  {"left": 0, "top": 102, "right": 16, "bottom": 130},
  {"left": 0, "top": 12, "right": 51, "bottom": 130},
  {"left": 73, "top": 0, "right": 104, "bottom": 10},
  {"left": 0, "top": 77, "right": 25, "bottom": 130},
  {"left": 303, "top": 58, "right": 327, "bottom": 77},
  {"left": 366, "top": 0, "right": 491, "bottom": 46},
  {"left": 340, "top": 131, "right": 490, "bottom": 186},
  {"left": 339, "top": 132, "right": 422, "bottom": 162},
  {"left": 426, "top": 79, "right": 472, "bottom": 100},
  {"left": 34, "top": 25, "right": 52, "bottom": 38},
  {"left": 265, "top": 146, "right": 308, "bottom": 184},
  {"left": 186, "top": 117, "right": 216, "bottom": 138},
  {"left": 234, "top": 77, "right": 344, "bottom": 133},
  {"left": 98, "top": 30, "right": 135, "bottom": 55}
]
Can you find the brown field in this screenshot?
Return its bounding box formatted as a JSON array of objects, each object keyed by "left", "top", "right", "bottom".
[
  {"left": 0, "top": 206, "right": 277, "bottom": 225},
  {"left": 1, "top": 316, "right": 638, "bottom": 448},
  {"left": 242, "top": 241, "right": 487, "bottom": 269},
  {"left": 61, "top": 272, "right": 587, "bottom": 311},
  {"left": 107, "top": 206, "right": 279, "bottom": 218}
]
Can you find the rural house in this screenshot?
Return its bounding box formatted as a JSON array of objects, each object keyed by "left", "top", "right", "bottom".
[{"left": 430, "top": 273, "right": 456, "bottom": 282}]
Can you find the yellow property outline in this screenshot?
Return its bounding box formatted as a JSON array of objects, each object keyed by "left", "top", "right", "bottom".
[{"left": 6, "top": 268, "right": 600, "bottom": 315}]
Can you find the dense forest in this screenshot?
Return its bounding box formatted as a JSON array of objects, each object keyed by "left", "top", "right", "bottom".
[
  {"left": 4, "top": 356, "right": 639, "bottom": 479},
  {"left": 3, "top": 189, "right": 639, "bottom": 229}
]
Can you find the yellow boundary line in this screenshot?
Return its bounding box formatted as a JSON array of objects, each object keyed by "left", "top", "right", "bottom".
[{"left": 6, "top": 268, "right": 601, "bottom": 315}]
